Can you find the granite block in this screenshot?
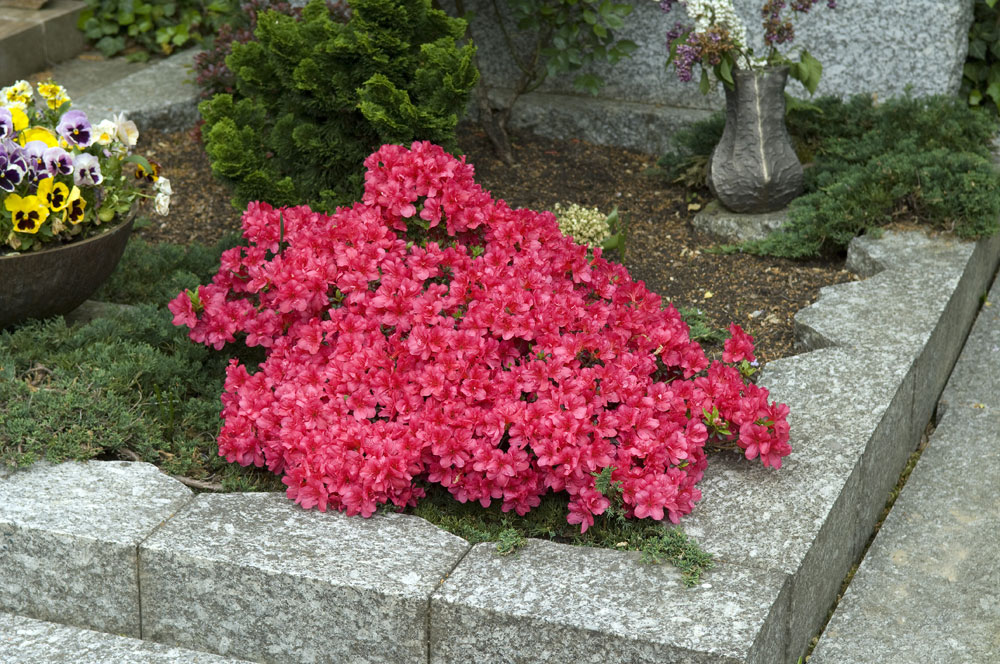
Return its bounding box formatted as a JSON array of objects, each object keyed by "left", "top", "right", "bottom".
[
  {"left": 430, "top": 539, "right": 791, "bottom": 664},
  {"left": 0, "top": 19, "right": 45, "bottom": 86},
  {"left": 0, "top": 461, "right": 192, "bottom": 636},
  {"left": 810, "top": 406, "right": 1000, "bottom": 663},
  {"left": 139, "top": 492, "right": 470, "bottom": 663},
  {"left": 691, "top": 200, "right": 790, "bottom": 243},
  {"left": 73, "top": 49, "right": 200, "bottom": 132},
  {"left": 0, "top": 611, "right": 252, "bottom": 663}
]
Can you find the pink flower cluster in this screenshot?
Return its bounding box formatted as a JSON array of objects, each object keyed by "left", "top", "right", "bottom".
[{"left": 170, "top": 141, "right": 791, "bottom": 531}]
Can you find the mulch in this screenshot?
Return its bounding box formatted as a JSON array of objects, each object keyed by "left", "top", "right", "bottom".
[{"left": 134, "top": 122, "right": 855, "bottom": 365}]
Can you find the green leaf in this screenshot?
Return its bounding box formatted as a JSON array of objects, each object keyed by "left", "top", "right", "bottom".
[
  {"left": 969, "top": 88, "right": 983, "bottom": 106},
  {"left": 582, "top": 9, "right": 596, "bottom": 24},
  {"left": 798, "top": 50, "right": 823, "bottom": 95},
  {"left": 573, "top": 73, "right": 602, "bottom": 95},
  {"left": 718, "top": 57, "right": 733, "bottom": 86},
  {"left": 985, "top": 81, "right": 1000, "bottom": 106},
  {"left": 592, "top": 23, "right": 607, "bottom": 39},
  {"left": 699, "top": 67, "right": 710, "bottom": 95},
  {"left": 969, "top": 38, "right": 987, "bottom": 61}
]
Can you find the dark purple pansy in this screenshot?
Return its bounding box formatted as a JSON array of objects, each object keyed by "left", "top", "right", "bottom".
[
  {"left": 0, "top": 151, "right": 25, "bottom": 193},
  {"left": 56, "top": 110, "right": 93, "bottom": 148},
  {"left": 0, "top": 109, "right": 12, "bottom": 141}
]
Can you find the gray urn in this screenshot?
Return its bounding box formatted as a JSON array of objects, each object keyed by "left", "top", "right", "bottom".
[{"left": 707, "top": 66, "right": 803, "bottom": 214}]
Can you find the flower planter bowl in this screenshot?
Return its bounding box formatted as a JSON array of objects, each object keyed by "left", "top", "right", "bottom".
[{"left": 0, "top": 214, "right": 134, "bottom": 329}]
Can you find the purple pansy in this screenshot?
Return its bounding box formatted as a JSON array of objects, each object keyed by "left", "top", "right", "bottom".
[
  {"left": 73, "top": 152, "right": 103, "bottom": 186},
  {"left": 0, "top": 109, "right": 12, "bottom": 141},
  {"left": 56, "top": 110, "right": 93, "bottom": 148},
  {"left": 23, "top": 141, "right": 49, "bottom": 180},
  {"left": 0, "top": 150, "right": 25, "bottom": 193},
  {"left": 43, "top": 146, "right": 74, "bottom": 177}
]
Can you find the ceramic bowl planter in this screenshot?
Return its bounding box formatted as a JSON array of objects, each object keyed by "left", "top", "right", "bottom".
[
  {"left": 707, "top": 66, "right": 804, "bottom": 214},
  {"left": 0, "top": 213, "right": 134, "bottom": 329}
]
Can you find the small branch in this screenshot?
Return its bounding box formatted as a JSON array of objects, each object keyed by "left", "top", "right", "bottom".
[{"left": 170, "top": 474, "right": 225, "bottom": 492}]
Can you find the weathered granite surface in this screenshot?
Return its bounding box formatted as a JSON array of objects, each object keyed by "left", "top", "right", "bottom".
[
  {"left": 71, "top": 49, "right": 200, "bottom": 132},
  {"left": 139, "top": 492, "right": 470, "bottom": 663},
  {"left": 0, "top": 461, "right": 192, "bottom": 636},
  {"left": 430, "top": 539, "right": 790, "bottom": 664},
  {"left": 0, "top": 611, "right": 251, "bottom": 663},
  {"left": 455, "top": 0, "right": 975, "bottom": 153},
  {"left": 691, "top": 201, "right": 790, "bottom": 243},
  {"left": 810, "top": 275, "right": 1000, "bottom": 663}
]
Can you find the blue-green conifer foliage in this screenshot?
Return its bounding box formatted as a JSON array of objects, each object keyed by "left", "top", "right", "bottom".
[{"left": 199, "top": 0, "right": 478, "bottom": 212}]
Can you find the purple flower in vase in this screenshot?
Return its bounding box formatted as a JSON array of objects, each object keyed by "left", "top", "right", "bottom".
[
  {"left": 73, "top": 152, "right": 103, "bottom": 186},
  {"left": 43, "top": 146, "right": 74, "bottom": 177},
  {"left": 56, "top": 110, "right": 93, "bottom": 148}
]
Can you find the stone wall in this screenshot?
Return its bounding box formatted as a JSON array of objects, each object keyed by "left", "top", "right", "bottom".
[{"left": 454, "top": 0, "right": 975, "bottom": 155}]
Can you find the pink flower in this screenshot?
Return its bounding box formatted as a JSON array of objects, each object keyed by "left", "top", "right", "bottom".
[{"left": 723, "top": 323, "right": 757, "bottom": 364}]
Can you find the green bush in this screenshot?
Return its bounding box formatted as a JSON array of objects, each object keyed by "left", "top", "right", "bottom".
[
  {"left": 660, "top": 94, "right": 1000, "bottom": 258},
  {"left": 964, "top": 0, "right": 1000, "bottom": 115},
  {"left": 199, "top": 0, "right": 478, "bottom": 212},
  {"left": 78, "top": 0, "right": 237, "bottom": 59}
]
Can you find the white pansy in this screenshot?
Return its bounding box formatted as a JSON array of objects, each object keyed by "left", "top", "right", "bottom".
[
  {"left": 113, "top": 112, "right": 139, "bottom": 147},
  {"left": 154, "top": 191, "right": 170, "bottom": 216},
  {"left": 93, "top": 119, "right": 118, "bottom": 145},
  {"left": 154, "top": 176, "right": 172, "bottom": 196}
]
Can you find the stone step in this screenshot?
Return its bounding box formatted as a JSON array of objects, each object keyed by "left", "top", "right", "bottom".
[
  {"left": 2, "top": 228, "right": 998, "bottom": 663},
  {"left": 0, "top": 611, "right": 252, "bottom": 663},
  {"left": 809, "top": 274, "right": 1000, "bottom": 664},
  {"left": 0, "top": 0, "right": 86, "bottom": 86}
]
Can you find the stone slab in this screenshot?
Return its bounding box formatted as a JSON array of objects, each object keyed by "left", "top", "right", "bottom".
[
  {"left": 72, "top": 49, "right": 200, "bottom": 132},
  {"left": 0, "top": 461, "right": 192, "bottom": 636},
  {"left": 0, "top": 19, "right": 46, "bottom": 86},
  {"left": 139, "top": 492, "right": 471, "bottom": 663},
  {"left": 447, "top": 0, "right": 973, "bottom": 153},
  {"left": 430, "top": 539, "right": 791, "bottom": 664},
  {"left": 691, "top": 200, "right": 790, "bottom": 243},
  {"left": 810, "top": 275, "right": 1000, "bottom": 664},
  {"left": 0, "top": 611, "right": 252, "bottom": 663}
]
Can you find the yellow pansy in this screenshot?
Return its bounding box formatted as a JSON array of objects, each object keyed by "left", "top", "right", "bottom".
[
  {"left": 63, "top": 186, "right": 86, "bottom": 225},
  {"left": 18, "top": 126, "right": 58, "bottom": 148},
  {"left": 1, "top": 81, "right": 32, "bottom": 108},
  {"left": 37, "top": 81, "right": 70, "bottom": 110},
  {"left": 9, "top": 107, "right": 28, "bottom": 132},
  {"left": 5, "top": 194, "right": 49, "bottom": 234},
  {"left": 37, "top": 177, "right": 70, "bottom": 212}
]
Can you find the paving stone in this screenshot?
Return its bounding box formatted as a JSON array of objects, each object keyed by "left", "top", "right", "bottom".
[
  {"left": 0, "top": 611, "right": 251, "bottom": 663},
  {"left": 139, "top": 492, "right": 470, "bottom": 663},
  {"left": 430, "top": 539, "right": 790, "bottom": 664},
  {"left": 810, "top": 280, "right": 1000, "bottom": 663},
  {"left": 0, "top": 19, "right": 45, "bottom": 85},
  {"left": 72, "top": 49, "right": 200, "bottom": 132},
  {"left": 0, "top": 461, "right": 192, "bottom": 636}
]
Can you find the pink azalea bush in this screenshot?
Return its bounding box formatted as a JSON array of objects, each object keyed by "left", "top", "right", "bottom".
[{"left": 170, "top": 141, "right": 791, "bottom": 532}]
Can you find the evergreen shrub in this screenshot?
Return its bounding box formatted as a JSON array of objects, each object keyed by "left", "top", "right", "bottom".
[{"left": 199, "top": 0, "right": 478, "bottom": 212}]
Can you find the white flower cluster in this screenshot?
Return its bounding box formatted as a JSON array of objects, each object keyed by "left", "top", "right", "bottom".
[
  {"left": 684, "top": 0, "right": 749, "bottom": 47},
  {"left": 552, "top": 202, "right": 611, "bottom": 248}
]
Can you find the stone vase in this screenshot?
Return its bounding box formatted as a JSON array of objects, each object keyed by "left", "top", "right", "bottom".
[
  {"left": 707, "top": 66, "right": 803, "bottom": 214},
  {"left": 0, "top": 212, "right": 135, "bottom": 329}
]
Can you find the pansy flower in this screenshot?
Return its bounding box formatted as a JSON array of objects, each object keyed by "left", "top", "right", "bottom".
[
  {"left": 63, "top": 186, "right": 86, "bottom": 224},
  {"left": 56, "top": 110, "right": 93, "bottom": 148},
  {"left": 8, "top": 107, "right": 28, "bottom": 133},
  {"left": 112, "top": 112, "right": 138, "bottom": 147},
  {"left": 0, "top": 108, "right": 12, "bottom": 141},
  {"left": 22, "top": 141, "right": 49, "bottom": 180},
  {"left": 4, "top": 193, "right": 49, "bottom": 233},
  {"left": 135, "top": 159, "right": 160, "bottom": 183},
  {"left": 19, "top": 127, "right": 59, "bottom": 149},
  {"left": 37, "top": 177, "right": 70, "bottom": 211},
  {"left": 73, "top": 153, "right": 103, "bottom": 186},
  {"left": 92, "top": 119, "right": 117, "bottom": 146},
  {"left": 0, "top": 150, "right": 25, "bottom": 192},
  {"left": 37, "top": 81, "right": 70, "bottom": 110},
  {"left": 43, "top": 146, "right": 73, "bottom": 177}
]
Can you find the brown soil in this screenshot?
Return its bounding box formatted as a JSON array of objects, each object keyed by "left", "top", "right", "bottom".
[{"left": 135, "top": 123, "right": 854, "bottom": 364}]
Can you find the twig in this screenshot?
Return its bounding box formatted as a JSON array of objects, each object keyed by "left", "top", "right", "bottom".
[{"left": 170, "top": 474, "right": 225, "bottom": 492}]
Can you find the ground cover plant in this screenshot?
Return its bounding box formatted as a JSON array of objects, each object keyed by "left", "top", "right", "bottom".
[
  {"left": 659, "top": 93, "right": 1000, "bottom": 257},
  {"left": 170, "top": 141, "right": 791, "bottom": 537}
]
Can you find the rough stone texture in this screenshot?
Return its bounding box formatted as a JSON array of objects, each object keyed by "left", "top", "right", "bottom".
[
  {"left": 0, "top": 19, "right": 45, "bottom": 85},
  {"left": 450, "top": 0, "right": 974, "bottom": 153},
  {"left": 691, "top": 200, "right": 789, "bottom": 243},
  {"left": 810, "top": 275, "right": 1000, "bottom": 664},
  {"left": 139, "top": 492, "right": 470, "bottom": 663},
  {"left": 430, "top": 539, "right": 790, "bottom": 664},
  {"left": 0, "top": 0, "right": 86, "bottom": 70},
  {"left": 62, "top": 300, "right": 137, "bottom": 327},
  {"left": 0, "top": 611, "right": 252, "bottom": 663},
  {"left": 73, "top": 49, "right": 200, "bottom": 132},
  {"left": 0, "top": 461, "right": 192, "bottom": 636}
]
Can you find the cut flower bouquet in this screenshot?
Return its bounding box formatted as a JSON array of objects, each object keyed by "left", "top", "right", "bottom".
[
  {"left": 657, "top": 0, "right": 835, "bottom": 94},
  {"left": 0, "top": 79, "right": 171, "bottom": 253}
]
